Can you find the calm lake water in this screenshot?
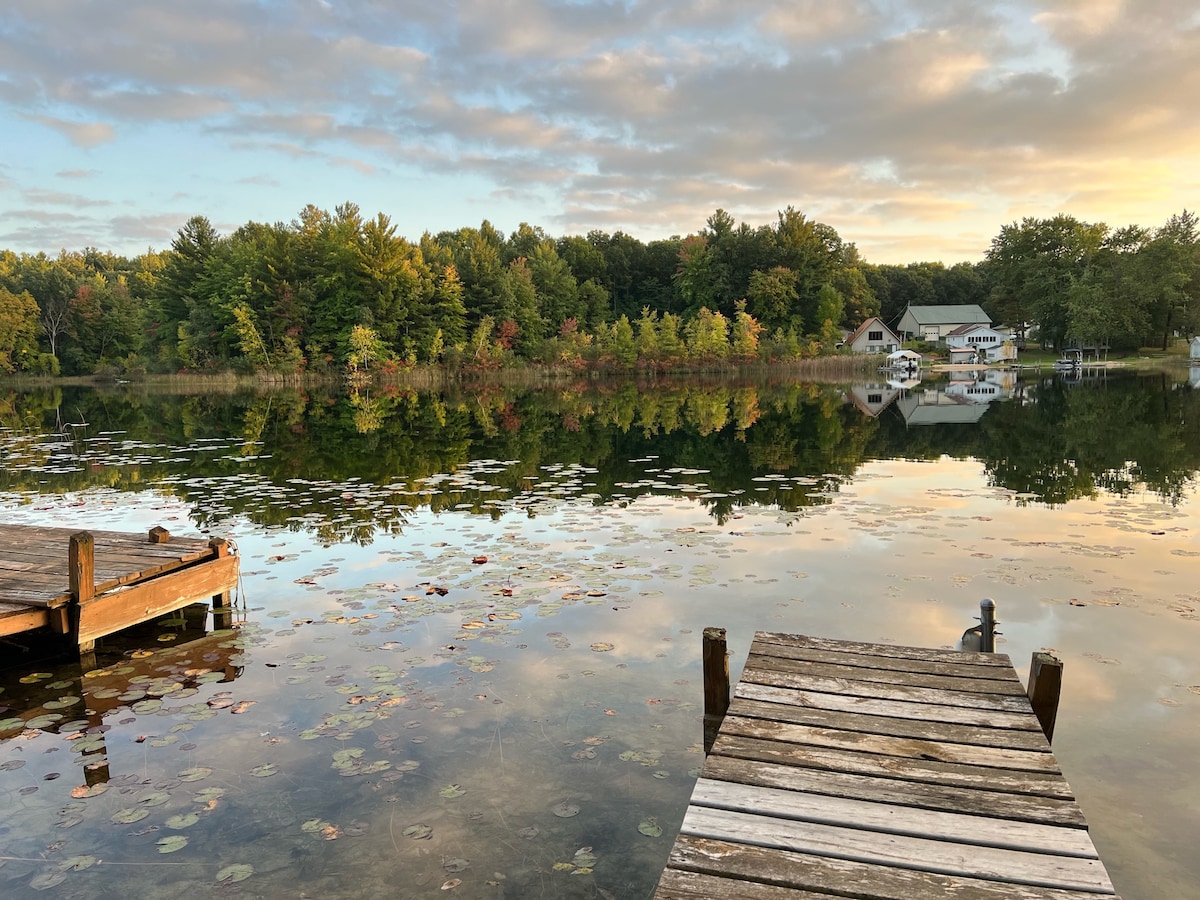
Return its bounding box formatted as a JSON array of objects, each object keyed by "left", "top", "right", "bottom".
[{"left": 1, "top": 369, "right": 1199, "bottom": 898}]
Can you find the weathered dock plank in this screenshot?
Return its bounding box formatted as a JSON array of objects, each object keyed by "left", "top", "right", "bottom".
[{"left": 655, "top": 631, "right": 1120, "bottom": 898}]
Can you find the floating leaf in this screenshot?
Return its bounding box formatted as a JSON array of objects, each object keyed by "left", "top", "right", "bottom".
[
  {"left": 301, "top": 818, "right": 330, "bottom": 834},
  {"left": 29, "top": 871, "right": 67, "bottom": 891},
  {"left": 26, "top": 714, "right": 64, "bottom": 729},
  {"left": 439, "top": 783, "right": 466, "bottom": 799},
  {"left": 157, "top": 835, "right": 188, "bottom": 853},
  {"left": 590, "top": 642, "right": 615, "bottom": 652},
  {"left": 216, "top": 864, "right": 253, "bottom": 884},
  {"left": 177, "top": 766, "right": 212, "bottom": 782},
  {"left": 166, "top": 813, "right": 200, "bottom": 829},
  {"left": 111, "top": 807, "right": 150, "bottom": 824},
  {"left": 70, "top": 783, "right": 108, "bottom": 798},
  {"left": 552, "top": 801, "right": 580, "bottom": 818},
  {"left": 403, "top": 823, "right": 433, "bottom": 840},
  {"left": 250, "top": 764, "right": 278, "bottom": 777},
  {"left": 440, "top": 879, "right": 462, "bottom": 890},
  {"left": 192, "top": 787, "right": 226, "bottom": 803},
  {"left": 139, "top": 791, "right": 170, "bottom": 807},
  {"left": 638, "top": 817, "right": 663, "bottom": 837},
  {"left": 58, "top": 855, "right": 98, "bottom": 871}
]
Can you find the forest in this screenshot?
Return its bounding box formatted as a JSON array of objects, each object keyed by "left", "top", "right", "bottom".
[{"left": 0, "top": 205, "right": 1198, "bottom": 377}]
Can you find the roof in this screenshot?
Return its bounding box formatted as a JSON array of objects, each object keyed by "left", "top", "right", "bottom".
[
  {"left": 903, "top": 305, "right": 991, "bottom": 325},
  {"left": 844, "top": 316, "right": 899, "bottom": 346},
  {"left": 886, "top": 349, "right": 921, "bottom": 360},
  {"left": 945, "top": 322, "right": 998, "bottom": 337}
]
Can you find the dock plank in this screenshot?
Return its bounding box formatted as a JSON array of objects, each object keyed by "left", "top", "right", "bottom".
[
  {"left": 654, "top": 631, "right": 1120, "bottom": 898},
  {"left": 666, "top": 837, "right": 1116, "bottom": 900}
]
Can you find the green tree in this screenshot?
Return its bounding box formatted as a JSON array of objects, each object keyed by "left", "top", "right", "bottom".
[{"left": 0, "top": 287, "right": 41, "bottom": 372}]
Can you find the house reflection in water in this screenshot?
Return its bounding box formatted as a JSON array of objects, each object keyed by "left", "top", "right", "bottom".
[
  {"left": 898, "top": 369, "right": 1015, "bottom": 425},
  {"left": 846, "top": 379, "right": 908, "bottom": 417},
  {"left": 846, "top": 370, "right": 1016, "bottom": 425}
]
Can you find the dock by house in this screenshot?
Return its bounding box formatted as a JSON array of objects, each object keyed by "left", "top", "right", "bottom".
[
  {"left": 657, "top": 631, "right": 1119, "bottom": 898},
  {"left": 0, "top": 524, "right": 238, "bottom": 655}
]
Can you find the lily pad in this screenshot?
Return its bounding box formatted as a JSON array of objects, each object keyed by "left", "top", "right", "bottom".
[
  {"left": 552, "top": 800, "right": 580, "bottom": 818},
  {"left": 157, "top": 835, "right": 188, "bottom": 853},
  {"left": 166, "top": 813, "right": 200, "bottom": 829},
  {"left": 58, "top": 855, "right": 98, "bottom": 871},
  {"left": 69, "top": 783, "right": 108, "bottom": 798},
  {"left": 403, "top": 823, "right": 433, "bottom": 840},
  {"left": 216, "top": 864, "right": 254, "bottom": 884},
  {"left": 111, "top": 807, "right": 150, "bottom": 824},
  {"left": 439, "top": 783, "right": 466, "bottom": 799},
  {"left": 29, "top": 871, "right": 68, "bottom": 890},
  {"left": 638, "top": 816, "right": 663, "bottom": 837},
  {"left": 177, "top": 766, "right": 212, "bottom": 782},
  {"left": 250, "top": 763, "right": 278, "bottom": 777}
]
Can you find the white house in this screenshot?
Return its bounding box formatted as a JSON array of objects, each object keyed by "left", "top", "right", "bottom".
[
  {"left": 843, "top": 317, "right": 901, "bottom": 354},
  {"left": 896, "top": 305, "right": 991, "bottom": 342},
  {"left": 1191, "top": 336, "right": 1200, "bottom": 361},
  {"left": 944, "top": 324, "right": 1018, "bottom": 363}
]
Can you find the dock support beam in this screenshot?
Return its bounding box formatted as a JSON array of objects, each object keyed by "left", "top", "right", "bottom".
[
  {"left": 1027, "top": 652, "right": 1063, "bottom": 744},
  {"left": 703, "top": 626, "right": 730, "bottom": 753}
]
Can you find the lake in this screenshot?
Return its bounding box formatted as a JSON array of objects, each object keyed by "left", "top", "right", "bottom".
[{"left": 1, "top": 368, "right": 1198, "bottom": 898}]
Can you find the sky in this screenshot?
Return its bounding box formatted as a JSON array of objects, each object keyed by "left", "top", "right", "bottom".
[{"left": 1, "top": 0, "right": 1198, "bottom": 265}]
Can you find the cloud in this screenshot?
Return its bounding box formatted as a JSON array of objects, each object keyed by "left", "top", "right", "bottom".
[
  {"left": 56, "top": 168, "right": 100, "bottom": 179},
  {"left": 22, "top": 188, "right": 112, "bottom": 208},
  {"left": 30, "top": 115, "right": 115, "bottom": 147},
  {"left": 1, "top": 0, "right": 1198, "bottom": 259}
]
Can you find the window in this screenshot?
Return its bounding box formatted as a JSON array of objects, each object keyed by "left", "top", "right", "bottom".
[
  {"left": 867, "top": 394, "right": 882, "bottom": 404},
  {"left": 868, "top": 330, "right": 883, "bottom": 341}
]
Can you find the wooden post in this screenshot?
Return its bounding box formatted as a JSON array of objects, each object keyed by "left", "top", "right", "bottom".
[
  {"left": 702, "top": 627, "right": 730, "bottom": 752},
  {"left": 703, "top": 627, "right": 730, "bottom": 720},
  {"left": 979, "top": 598, "right": 997, "bottom": 653},
  {"left": 69, "top": 532, "right": 96, "bottom": 653},
  {"left": 148, "top": 525, "right": 171, "bottom": 544},
  {"left": 69, "top": 532, "right": 95, "bottom": 603},
  {"left": 208, "top": 537, "right": 234, "bottom": 630},
  {"left": 1027, "top": 652, "right": 1063, "bottom": 744}
]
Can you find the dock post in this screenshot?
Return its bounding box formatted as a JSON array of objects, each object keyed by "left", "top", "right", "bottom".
[
  {"left": 1027, "top": 652, "right": 1063, "bottom": 743},
  {"left": 208, "top": 537, "right": 235, "bottom": 630},
  {"left": 69, "top": 531, "right": 97, "bottom": 656},
  {"left": 979, "top": 598, "right": 997, "bottom": 653},
  {"left": 703, "top": 627, "right": 729, "bottom": 753}
]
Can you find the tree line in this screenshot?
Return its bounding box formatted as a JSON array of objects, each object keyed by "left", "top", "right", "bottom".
[{"left": 1, "top": 204, "right": 1197, "bottom": 377}]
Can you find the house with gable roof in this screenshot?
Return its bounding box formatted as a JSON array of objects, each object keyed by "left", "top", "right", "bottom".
[
  {"left": 944, "top": 323, "right": 1018, "bottom": 363},
  {"left": 896, "top": 305, "right": 991, "bottom": 343},
  {"left": 842, "top": 317, "right": 901, "bottom": 354}
]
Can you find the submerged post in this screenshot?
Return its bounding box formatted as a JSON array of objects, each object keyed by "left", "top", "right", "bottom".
[
  {"left": 979, "top": 598, "right": 997, "bottom": 653},
  {"left": 1027, "top": 652, "right": 1063, "bottom": 743}
]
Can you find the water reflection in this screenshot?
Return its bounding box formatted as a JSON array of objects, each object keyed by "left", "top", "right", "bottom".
[{"left": 1, "top": 373, "right": 1199, "bottom": 897}]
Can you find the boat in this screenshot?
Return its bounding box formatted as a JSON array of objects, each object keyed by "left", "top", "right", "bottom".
[{"left": 882, "top": 349, "right": 922, "bottom": 374}]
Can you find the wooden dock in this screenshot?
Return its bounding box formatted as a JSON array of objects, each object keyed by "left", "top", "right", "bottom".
[
  {"left": 0, "top": 524, "right": 238, "bottom": 653},
  {"left": 656, "top": 631, "right": 1120, "bottom": 899}
]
